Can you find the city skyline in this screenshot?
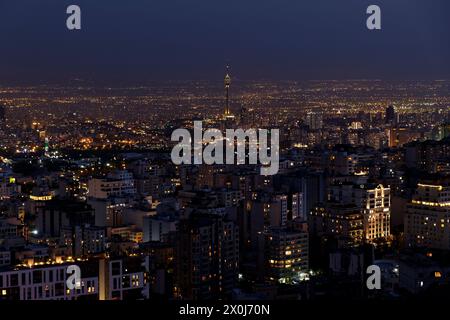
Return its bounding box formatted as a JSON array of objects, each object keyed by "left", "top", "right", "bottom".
[
  {"left": 1, "top": 0, "right": 450, "bottom": 307},
  {"left": 1, "top": 71, "right": 450, "bottom": 302}
]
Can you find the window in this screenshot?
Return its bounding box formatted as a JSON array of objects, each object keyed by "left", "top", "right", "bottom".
[
  {"left": 112, "top": 262, "right": 121, "bottom": 276},
  {"left": 122, "top": 275, "right": 130, "bottom": 288},
  {"left": 55, "top": 282, "right": 64, "bottom": 296},
  {"left": 33, "top": 270, "right": 43, "bottom": 284},
  {"left": 59, "top": 269, "right": 64, "bottom": 281},
  {"left": 10, "top": 274, "right": 18, "bottom": 286}
]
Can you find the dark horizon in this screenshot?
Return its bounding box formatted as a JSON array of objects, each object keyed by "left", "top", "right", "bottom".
[
  {"left": 2, "top": 79, "right": 450, "bottom": 90},
  {"left": 1, "top": 0, "right": 449, "bottom": 85}
]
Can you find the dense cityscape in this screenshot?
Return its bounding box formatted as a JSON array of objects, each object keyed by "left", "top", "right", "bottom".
[{"left": 0, "top": 76, "right": 449, "bottom": 300}]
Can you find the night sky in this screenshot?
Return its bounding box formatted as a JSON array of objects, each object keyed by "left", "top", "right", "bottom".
[{"left": 0, "top": 0, "right": 449, "bottom": 84}]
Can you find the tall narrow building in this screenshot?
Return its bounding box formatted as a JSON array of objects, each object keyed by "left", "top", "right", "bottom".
[
  {"left": 385, "top": 105, "right": 397, "bottom": 125},
  {"left": 224, "top": 66, "right": 232, "bottom": 117},
  {"left": 174, "top": 213, "right": 239, "bottom": 300},
  {"left": 0, "top": 104, "right": 5, "bottom": 129}
]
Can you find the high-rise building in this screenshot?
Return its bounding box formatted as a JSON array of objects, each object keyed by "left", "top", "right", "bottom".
[
  {"left": 247, "top": 191, "right": 301, "bottom": 247},
  {"left": 290, "top": 192, "right": 304, "bottom": 221},
  {"left": 328, "top": 183, "right": 391, "bottom": 243},
  {"left": 0, "top": 105, "right": 5, "bottom": 127},
  {"left": 35, "top": 200, "right": 95, "bottom": 238},
  {"left": 143, "top": 213, "right": 177, "bottom": 242},
  {"left": 306, "top": 112, "right": 323, "bottom": 130},
  {"left": 385, "top": 105, "right": 397, "bottom": 125},
  {"left": 310, "top": 204, "right": 364, "bottom": 247},
  {"left": 328, "top": 151, "right": 358, "bottom": 175},
  {"left": 263, "top": 226, "right": 309, "bottom": 284},
  {"left": 405, "top": 182, "right": 450, "bottom": 250},
  {"left": 60, "top": 224, "right": 106, "bottom": 257},
  {"left": 88, "top": 198, "right": 126, "bottom": 227},
  {"left": 388, "top": 127, "right": 422, "bottom": 148},
  {"left": 404, "top": 139, "right": 450, "bottom": 173},
  {"left": 277, "top": 170, "right": 325, "bottom": 220},
  {"left": 353, "top": 184, "right": 391, "bottom": 243},
  {"left": 174, "top": 213, "right": 239, "bottom": 300}
]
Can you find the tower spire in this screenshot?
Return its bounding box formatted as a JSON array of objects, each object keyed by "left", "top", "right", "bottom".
[{"left": 224, "top": 65, "right": 231, "bottom": 117}]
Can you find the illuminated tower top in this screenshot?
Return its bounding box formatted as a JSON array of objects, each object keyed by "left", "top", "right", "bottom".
[{"left": 224, "top": 66, "right": 231, "bottom": 117}]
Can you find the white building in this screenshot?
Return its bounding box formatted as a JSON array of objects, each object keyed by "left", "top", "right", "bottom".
[
  {"left": 329, "top": 183, "right": 391, "bottom": 243},
  {"left": 0, "top": 263, "right": 97, "bottom": 300},
  {"left": 88, "top": 170, "right": 136, "bottom": 199},
  {"left": 0, "top": 258, "right": 147, "bottom": 301}
]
